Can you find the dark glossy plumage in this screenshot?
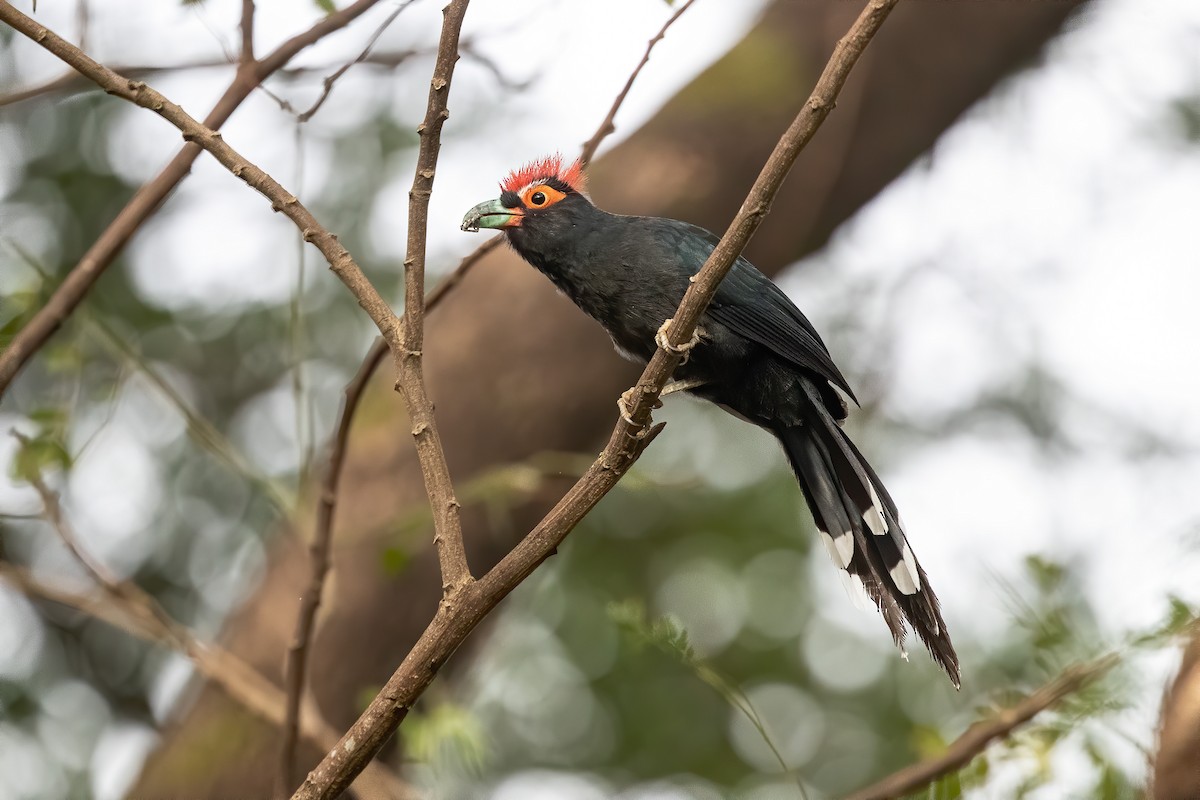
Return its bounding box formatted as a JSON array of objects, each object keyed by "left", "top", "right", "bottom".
[{"left": 469, "top": 173, "right": 960, "bottom": 686}]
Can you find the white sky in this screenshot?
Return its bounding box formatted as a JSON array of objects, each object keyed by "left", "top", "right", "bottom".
[{"left": 3, "top": 0, "right": 1200, "bottom": 797}]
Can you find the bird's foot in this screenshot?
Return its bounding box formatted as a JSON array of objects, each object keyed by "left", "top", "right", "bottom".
[
  {"left": 655, "top": 319, "right": 702, "bottom": 364},
  {"left": 617, "top": 388, "right": 652, "bottom": 438}
]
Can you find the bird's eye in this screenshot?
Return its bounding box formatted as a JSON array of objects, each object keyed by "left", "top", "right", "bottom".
[{"left": 530, "top": 191, "right": 547, "bottom": 206}]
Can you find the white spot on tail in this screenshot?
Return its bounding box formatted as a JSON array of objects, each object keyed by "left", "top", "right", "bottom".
[
  {"left": 864, "top": 480, "right": 888, "bottom": 536},
  {"left": 838, "top": 571, "right": 874, "bottom": 612},
  {"left": 890, "top": 540, "right": 921, "bottom": 595},
  {"left": 819, "top": 530, "right": 853, "bottom": 568}
]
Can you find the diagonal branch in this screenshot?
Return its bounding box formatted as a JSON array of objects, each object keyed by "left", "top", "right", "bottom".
[
  {"left": 289, "top": 1, "right": 899, "bottom": 797},
  {"left": 0, "top": 0, "right": 391, "bottom": 399},
  {"left": 842, "top": 654, "right": 1119, "bottom": 800}
]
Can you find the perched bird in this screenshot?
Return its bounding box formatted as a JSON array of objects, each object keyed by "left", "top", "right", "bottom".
[{"left": 462, "top": 154, "right": 959, "bottom": 686}]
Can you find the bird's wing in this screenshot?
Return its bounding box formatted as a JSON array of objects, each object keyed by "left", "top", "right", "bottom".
[{"left": 668, "top": 222, "right": 858, "bottom": 403}]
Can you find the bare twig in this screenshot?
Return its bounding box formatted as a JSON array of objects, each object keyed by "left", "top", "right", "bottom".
[
  {"left": 240, "top": 0, "right": 255, "bottom": 65},
  {"left": 0, "top": 0, "right": 390, "bottom": 398},
  {"left": 578, "top": 0, "right": 697, "bottom": 165},
  {"left": 290, "top": 2, "right": 898, "bottom": 797},
  {"left": 297, "top": 0, "right": 419, "bottom": 122},
  {"left": 842, "top": 655, "right": 1119, "bottom": 800}
]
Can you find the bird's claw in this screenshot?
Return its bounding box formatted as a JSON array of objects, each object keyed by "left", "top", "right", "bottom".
[
  {"left": 656, "top": 318, "right": 702, "bottom": 364},
  {"left": 617, "top": 389, "right": 652, "bottom": 438}
]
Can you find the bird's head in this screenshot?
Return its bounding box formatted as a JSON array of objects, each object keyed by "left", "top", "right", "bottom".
[{"left": 461, "top": 154, "right": 589, "bottom": 234}]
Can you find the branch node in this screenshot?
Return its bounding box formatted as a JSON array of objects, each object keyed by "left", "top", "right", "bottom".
[{"left": 431, "top": 77, "right": 447, "bottom": 91}]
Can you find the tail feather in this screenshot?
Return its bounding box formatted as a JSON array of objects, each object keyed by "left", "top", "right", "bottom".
[{"left": 779, "top": 381, "right": 960, "bottom": 688}]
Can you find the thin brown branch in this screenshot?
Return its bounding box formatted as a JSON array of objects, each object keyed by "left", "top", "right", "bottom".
[
  {"left": 392, "top": 0, "right": 474, "bottom": 596},
  {"left": 278, "top": 348, "right": 382, "bottom": 793},
  {"left": 0, "top": 0, "right": 390, "bottom": 398},
  {"left": 578, "top": 0, "right": 697, "bottom": 165},
  {"left": 276, "top": 228, "right": 500, "bottom": 787},
  {"left": 842, "top": 655, "right": 1120, "bottom": 800},
  {"left": 240, "top": 0, "right": 255, "bottom": 64},
  {"left": 290, "top": 2, "right": 897, "bottom": 797}
]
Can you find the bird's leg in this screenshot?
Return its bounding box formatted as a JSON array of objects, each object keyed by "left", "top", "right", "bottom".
[{"left": 655, "top": 318, "right": 703, "bottom": 365}]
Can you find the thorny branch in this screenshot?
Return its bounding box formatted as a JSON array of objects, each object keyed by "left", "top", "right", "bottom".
[
  {"left": 842, "top": 655, "right": 1120, "bottom": 800},
  {"left": 289, "top": 1, "right": 899, "bottom": 797},
  {"left": 0, "top": 510, "right": 415, "bottom": 798},
  {"left": 0, "top": 0, "right": 391, "bottom": 398}
]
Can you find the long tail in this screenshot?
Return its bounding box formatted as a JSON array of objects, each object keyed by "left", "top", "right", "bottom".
[{"left": 778, "top": 380, "right": 960, "bottom": 687}]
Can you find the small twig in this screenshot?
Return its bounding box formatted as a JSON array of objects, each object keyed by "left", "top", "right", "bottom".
[
  {"left": 16, "top": 433, "right": 121, "bottom": 592},
  {"left": 391, "top": 0, "right": 474, "bottom": 597},
  {"left": 578, "top": 0, "right": 697, "bottom": 166},
  {"left": 842, "top": 654, "right": 1119, "bottom": 800},
  {"left": 291, "top": 2, "right": 897, "bottom": 797},
  {"left": 239, "top": 0, "right": 255, "bottom": 65},
  {"left": 0, "top": 0, "right": 391, "bottom": 399},
  {"left": 297, "top": 0, "right": 419, "bottom": 123}
]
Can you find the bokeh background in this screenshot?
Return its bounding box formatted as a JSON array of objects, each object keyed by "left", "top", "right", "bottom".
[{"left": 2, "top": 0, "right": 1200, "bottom": 798}]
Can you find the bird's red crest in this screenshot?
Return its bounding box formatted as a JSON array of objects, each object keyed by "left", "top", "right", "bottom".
[{"left": 501, "top": 154, "right": 587, "bottom": 195}]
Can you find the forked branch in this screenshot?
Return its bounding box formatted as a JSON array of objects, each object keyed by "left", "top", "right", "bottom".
[{"left": 290, "top": 1, "right": 900, "bottom": 797}]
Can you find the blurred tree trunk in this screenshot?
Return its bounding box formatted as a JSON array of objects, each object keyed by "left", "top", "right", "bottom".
[
  {"left": 1152, "top": 629, "right": 1200, "bottom": 800},
  {"left": 133, "top": 1, "right": 1087, "bottom": 796}
]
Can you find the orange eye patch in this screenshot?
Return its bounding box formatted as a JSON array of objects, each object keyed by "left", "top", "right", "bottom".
[{"left": 519, "top": 184, "right": 566, "bottom": 210}]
